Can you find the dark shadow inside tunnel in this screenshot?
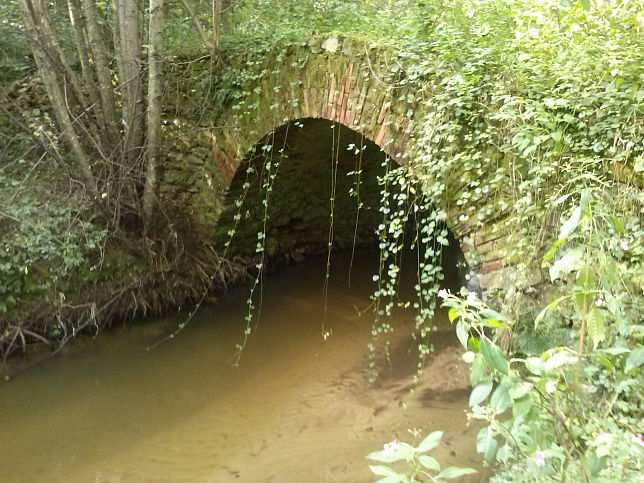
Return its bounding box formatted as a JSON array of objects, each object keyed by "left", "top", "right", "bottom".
[
  {"left": 217, "top": 118, "right": 386, "bottom": 260},
  {"left": 216, "top": 118, "right": 469, "bottom": 292}
]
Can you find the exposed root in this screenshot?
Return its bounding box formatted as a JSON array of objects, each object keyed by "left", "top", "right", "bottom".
[{"left": 0, "top": 229, "right": 251, "bottom": 365}]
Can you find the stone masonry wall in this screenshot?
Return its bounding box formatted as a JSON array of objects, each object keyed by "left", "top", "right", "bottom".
[{"left": 160, "top": 34, "right": 545, "bottom": 302}]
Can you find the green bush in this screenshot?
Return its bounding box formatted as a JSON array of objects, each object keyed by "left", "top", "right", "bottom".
[{"left": 0, "top": 177, "right": 106, "bottom": 321}]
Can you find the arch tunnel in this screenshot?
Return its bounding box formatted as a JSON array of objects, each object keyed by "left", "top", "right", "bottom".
[
  {"left": 214, "top": 118, "right": 470, "bottom": 293},
  {"left": 161, "top": 34, "right": 529, "bottom": 298}
]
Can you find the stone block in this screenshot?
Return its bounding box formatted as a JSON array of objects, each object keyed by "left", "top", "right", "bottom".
[{"left": 321, "top": 35, "right": 339, "bottom": 53}]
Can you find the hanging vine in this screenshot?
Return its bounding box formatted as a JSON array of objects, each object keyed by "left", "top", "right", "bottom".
[
  {"left": 233, "top": 122, "right": 290, "bottom": 364},
  {"left": 347, "top": 134, "right": 367, "bottom": 287},
  {"left": 321, "top": 121, "right": 342, "bottom": 340}
]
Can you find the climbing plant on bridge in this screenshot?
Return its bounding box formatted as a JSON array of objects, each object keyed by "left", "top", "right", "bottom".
[
  {"left": 163, "top": 0, "right": 642, "bottom": 377},
  {"left": 203, "top": 0, "right": 643, "bottom": 480}
]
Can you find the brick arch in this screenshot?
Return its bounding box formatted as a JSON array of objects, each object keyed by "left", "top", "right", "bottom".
[
  {"left": 210, "top": 36, "right": 414, "bottom": 183},
  {"left": 166, "top": 35, "right": 543, "bottom": 298},
  {"left": 208, "top": 38, "right": 484, "bottom": 276}
]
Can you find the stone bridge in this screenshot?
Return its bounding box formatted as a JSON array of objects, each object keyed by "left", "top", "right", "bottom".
[{"left": 160, "top": 34, "right": 543, "bottom": 301}]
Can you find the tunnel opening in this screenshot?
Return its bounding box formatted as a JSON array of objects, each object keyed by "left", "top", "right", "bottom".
[
  {"left": 217, "top": 118, "right": 385, "bottom": 262},
  {"left": 216, "top": 118, "right": 469, "bottom": 292}
]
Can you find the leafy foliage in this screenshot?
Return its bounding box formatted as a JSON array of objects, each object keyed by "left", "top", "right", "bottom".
[
  {"left": 0, "top": 1, "right": 31, "bottom": 84},
  {"left": 366, "top": 431, "right": 477, "bottom": 482},
  {"left": 215, "top": 4, "right": 642, "bottom": 479},
  {"left": 438, "top": 196, "right": 642, "bottom": 481},
  {"left": 0, "top": 175, "right": 106, "bottom": 325}
]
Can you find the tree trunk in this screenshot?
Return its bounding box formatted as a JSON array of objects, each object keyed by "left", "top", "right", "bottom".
[
  {"left": 213, "top": 0, "right": 222, "bottom": 52},
  {"left": 17, "top": 0, "right": 100, "bottom": 201},
  {"left": 113, "top": 0, "right": 145, "bottom": 222},
  {"left": 180, "top": 0, "right": 214, "bottom": 57},
  {"left": 114, "top": 0, "right": 145, "bottom": 167},
  {"left": 23, "top": 0, "right": 90, "bottom": 117},
  {"left": 80, "top": 0, "right": 120, "bottom": 149},
  {"left": 143, "top": 0, "right": 164, "bottom": 225},
  {"left": 66, "top": 0, "right": 102, "bottom": 128}
]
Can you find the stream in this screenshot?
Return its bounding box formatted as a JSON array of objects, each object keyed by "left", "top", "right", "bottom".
[{"left": 1, "top": 250, "right": 482, "bottom": 481}]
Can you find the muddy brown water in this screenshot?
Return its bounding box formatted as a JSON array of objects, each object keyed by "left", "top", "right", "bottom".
[{"left": 1, "top": 251, "right": 484, "bottom": 482}]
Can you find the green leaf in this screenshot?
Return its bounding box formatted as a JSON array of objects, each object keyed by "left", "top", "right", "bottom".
[
  {"left": 607, "top": 215, "right": 624, "bottom": 234},
  {"left": 480, "top": 308, "right": 507, "bottom": 321},
  {"left": 468, "top": 335, "right": 480, "bottom": 353},
  {"left": 512, "top": 394, "right": 533, "bottom": 418},
  {"left": 635, "top": 157, "right": 644, "bottom": 173},
  {"left": 417, "top": 431, "right": 443, "bottom": 453},
  {"left": 447, "top": 307, "right": 459, "bottom": 323},
  {"left": 438, "top": 467, "right": 477, "bottom": 479},
  {"left": 456, "top": 320, "right": 469, "bottom": 349},
  {"left": 588, "top": 454, "right": 607, "bottom": 477},
  {"left": 525, "top": 357, "right": 544, "bottom": 375},
  {"left": 476, "top": 427, "right": 498, "bottom": 462},
  {"left": 470, "top": 353, "right": 486, "bottom": 386},
  {"left": 603, "top": 292, "right": 622, "bottom": 319},
  {"left": 599, "top": 347, "right": 630, "bottom": 356},
  {"left": 368, "top": 465, "right": 400, "bottom": 478},
  {"left": 580, "top": 0, "right": 590, "bottom": 11},
  {"left": 366, "top": 444, "right": 413, "bottom": 463},
  {"left": 483, "top": 318, "right": 510, "bottom": 329},
  {"left": 534, "top": 296, "right": 568, "bottom": 329},
  {"left": 544, "top": 350, "right": 576, "bottom": 371},
  {"left": 553, "top": 193, "right": 571, "bottom": 206},
  {"left": 574, "top": 264, "right": 596, "bottom": 310},
  {"left": 587, "top": 308, "right": 606, "bottom": 348},
  {"left": 496, "top": 443, "right": 509, "bottom": 463},
  {"left": 559, "top": 206, "right": 581, "bottom": 240},
  {"left": 418, "top": 454, "right": 440, "bottom": 472},
  {"left": 579, "top": 189, "right": 592, "bottom": 212},
  {"left": 550, "top": 246, "right": 584, "bottom": 281},
  {"left": 509, "top": 382, "right": 532, "bottom": 400},
  {"left": 480, "top": 338, "right": 508, "bottom": 375},
  {"left": 469, "top": 381, "right": 493, "bottom": 407},
  {"left": 490, "top": 381, "right": 512, "bottom": 414},
  {"left": 542, "top": 237, "right": 565, "bottom": 262},
  {"left": 597, "top": 353, "right": 615, "bottom": 373},
  {"left": 625, "top": 346, "right": 644, "bottom": 372}
]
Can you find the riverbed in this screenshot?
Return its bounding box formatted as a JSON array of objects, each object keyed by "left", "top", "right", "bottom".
[{"left": 1, "top": 250, "right": 482, "bottom": 481}]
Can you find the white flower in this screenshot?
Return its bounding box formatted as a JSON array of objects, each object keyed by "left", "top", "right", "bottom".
[
  {"left": 437, "top": 289, "right": 449, "bottom": 299},
  {"left": 383, "top": 440, "right": 398, "bottom": 454},
  {"left": 620, "top": 240, "right": 629, "bottom": 251},
  {"left": 467, "top": 291, "right": 477, "bottom": 305},
  {"left": 534, "top": 451, "right": 546, "bottom": 467}
]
